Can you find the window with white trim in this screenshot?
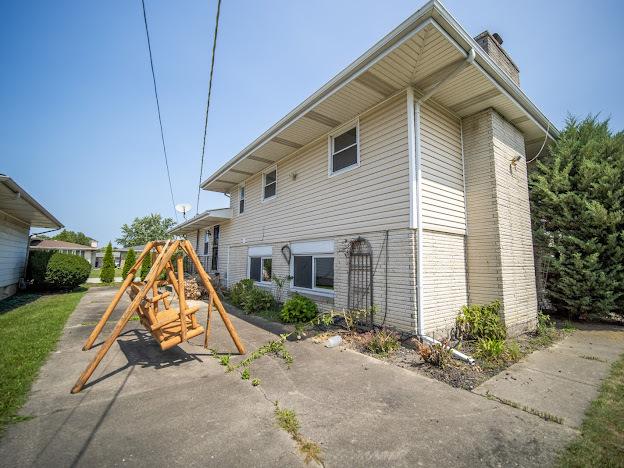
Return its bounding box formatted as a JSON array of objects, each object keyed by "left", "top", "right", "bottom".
[
  {"left": 238, "top": 185, "right": 245, "bottom": 214},
  {"left": 329, "top": 124, "right": 359, "bottom": 174},
  {"left": 249, "top": 256, "right": 272, "bottom": 283},
  {"left": 292, "top": 255, "right": 334, "bottom": 291},
  {"left": 263, "top": 168, "right": 276, "bottom": 200}
]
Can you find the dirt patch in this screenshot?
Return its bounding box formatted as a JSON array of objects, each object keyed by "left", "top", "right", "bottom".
[{"left": 313, "top": 327, "right": 569, "bottom": 391}]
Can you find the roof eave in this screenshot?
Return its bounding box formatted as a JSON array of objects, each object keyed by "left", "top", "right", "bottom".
[
  {"left": 0, "top": 175, "right": 63, "bottom": 229},
  {"left": 200, "top": 0, "right": 558, "bottom": 193}
]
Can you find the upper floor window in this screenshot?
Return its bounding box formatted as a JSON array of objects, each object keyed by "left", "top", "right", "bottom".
[
  {"left": 263, "top": 168, "right": 277, "bottom": 200},
  {"left": 238, "top": 185, "right": 245, "bottom": 214},
  {"left": 329, "top": 124, "right": 359, "bottom": 175}
]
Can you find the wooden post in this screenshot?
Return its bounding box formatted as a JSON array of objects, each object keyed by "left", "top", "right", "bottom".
[
  {"left": 176, "top": 255, "right": 187, "bottom": 341},
  {"left": 204, "top": 293, "right": 213, "bottom": 348},
  {"left": 82, "top": 241, "right": 155, "bottom": 351},
  {"left": 71, "top": 240, "right": 179, "bottom": 393},
  {"left": 182, "top": 240, "right": 245, "bottom": 354}
]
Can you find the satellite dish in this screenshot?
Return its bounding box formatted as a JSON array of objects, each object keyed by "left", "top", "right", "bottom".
[{"left": 175, "top": 203, "right": 192, "bottom": 219}]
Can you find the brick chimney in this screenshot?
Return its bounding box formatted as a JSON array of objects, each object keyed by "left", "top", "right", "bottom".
[{"left": 474, "top": 31, "right": 520, "bottom": 85}]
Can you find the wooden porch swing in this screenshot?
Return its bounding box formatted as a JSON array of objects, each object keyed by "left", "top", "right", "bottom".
[{"left": 71, "top": 239, "right": 245, "bottom": 394}]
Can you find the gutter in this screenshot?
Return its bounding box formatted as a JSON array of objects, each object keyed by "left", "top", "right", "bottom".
[{"left": 410, "top": 48, "right": 476, "bottom": 365}]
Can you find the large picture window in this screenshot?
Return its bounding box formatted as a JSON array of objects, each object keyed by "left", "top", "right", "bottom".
[
  {"left": 249, "top": 256, "right": 272, "bottom": 283},
  {"left": 263, "top": 168, "right": 277, "bottom": 200},
  {"left": 330, "top": 124, "right": 359, "bottom": 174},
  {"left": 293, "top": 255, "right": 334, "bottom": 291}
]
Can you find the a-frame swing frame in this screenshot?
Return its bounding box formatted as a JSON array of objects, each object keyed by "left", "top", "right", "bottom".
[{"left": 71, "top": 239, "right": 245, "bottom": 394}]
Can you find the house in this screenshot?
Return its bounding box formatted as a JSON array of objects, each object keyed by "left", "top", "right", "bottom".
[
  {"left": 0, "top": 175, "right": 63, "bottom": 300},
  {"left": 170, "top": 0, "right": 557, "bottom": 337},
  {"left": 30, "top": 238, "right": 98, "bottom": 266}
]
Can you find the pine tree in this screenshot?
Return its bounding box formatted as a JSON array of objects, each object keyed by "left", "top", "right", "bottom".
[
  {"left": 140, "top": 254, "right": 152, "bottom": 281},
  {"left": 100, "top": 242, "right": 116, "bottom": 283},
  {"left": 530, "top": 116, "right": 624, "bottom": 319},
  {"left": 121, "top": 248, "right": 136, "bottom": 279}
]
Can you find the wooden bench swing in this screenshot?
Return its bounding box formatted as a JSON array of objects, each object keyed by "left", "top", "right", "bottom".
[{"left": 71, "top": 239, "right": 245, "bottom": 394}]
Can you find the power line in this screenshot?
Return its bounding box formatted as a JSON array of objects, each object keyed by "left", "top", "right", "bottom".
[
  {"left": 140, "top": 0, "right": 178, "bottom": 221},
  {"left": 196, "top": 0, "right": 223, "bottom": 215}
]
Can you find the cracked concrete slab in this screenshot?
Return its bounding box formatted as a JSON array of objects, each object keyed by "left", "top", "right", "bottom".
[
  {"left": 0, "top": 287, "right": 586, "bottom": 467},
  {"left": 473, "top": 323, "right": 624, "bottom": 428}
]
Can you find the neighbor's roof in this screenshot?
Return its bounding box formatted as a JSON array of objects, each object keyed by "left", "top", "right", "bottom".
[
  {"left": 168, "top": 208, "right": 232, "bottom": 236},
  {"left": 201, "top": 0, "right": 558, "bottom": 193},
  {"left": 0, "top": 175, "right": 63, "bottom": 229},
  {"left": 30, "top": 239, "right": 97, "bottom": 251}
]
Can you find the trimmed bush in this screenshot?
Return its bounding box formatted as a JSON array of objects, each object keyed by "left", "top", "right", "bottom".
[
  {"left": 100, "top": 243, "right": 115, "bottom": 283},
  {"left": 140, "top": 253, "right": 152, "bottom": 281},
  {"left": 121, "top": 248, "right": 136, "bottom": 279},
  {"left": 240, "top": 287, "right": 275, "bottom": 314},
  {"left": 455, "top": 300, "right": 507, "bottom": 341},
  {"left": 27, "top": 250, "right": 55, "bottom": 286},
  {"left": 280, "top": 294, "right": 318, "bottom": 323},
  {"left": 27, "top": 251, "right": 90, "bottom": 290},
  {"left": 230, "top": 279, "right": 254, "bottom": 307}
]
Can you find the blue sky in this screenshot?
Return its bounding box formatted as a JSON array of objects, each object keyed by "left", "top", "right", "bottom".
[{"left": 2, "top": 0, "right": 622, "bottom": 246}]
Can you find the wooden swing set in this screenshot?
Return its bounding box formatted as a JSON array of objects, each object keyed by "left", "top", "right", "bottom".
[{"left": 71, "top": 239, "right": 245, "bottom": 394}]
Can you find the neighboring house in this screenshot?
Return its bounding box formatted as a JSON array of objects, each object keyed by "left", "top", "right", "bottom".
[
  {"left": 94, "top": 245, "right": 144, "bottom": 268},
  {"left": 170, "top": 1, "right": 557, "bottom": 337},
  {"left": 30, "top": 239, "right": 98, "bottom": 266},
  {"left": 0, "top": 175, "right": 63, "bottom": 300}
]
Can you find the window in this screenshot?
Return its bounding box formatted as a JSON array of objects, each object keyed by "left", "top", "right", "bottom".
[
  {"left": 238, "top": 185, "right": 245, "bottom": 214},
  {"left": 293, "top": 255, "right": 334, "bottom": 291},
  {"left": 330, "top": 124, "right": 359, "bottom": 174},
  {"left": 263, "top": 168, "right": 277, "bottom": 200},
  {"left": 249, "top": 256, "right": 272, "bottom": 283},
  {"left": 211, "top": 225, "right": 220, "bottom": 270},
  {"left": 203, "top": 231, "right": 210, "bottom": 255}
]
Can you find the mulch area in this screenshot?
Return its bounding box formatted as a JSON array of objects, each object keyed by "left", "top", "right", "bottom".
[{"left": 312, "top": 327, "right": 567, "bottom": 391}]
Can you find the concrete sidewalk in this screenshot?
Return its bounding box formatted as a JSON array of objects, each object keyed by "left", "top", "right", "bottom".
[
  {"left": 474, "top": 323, "right": 624, "bottom": 427},
  {"left": 1, "top": 287, "right": 613, "bottom": 467}
]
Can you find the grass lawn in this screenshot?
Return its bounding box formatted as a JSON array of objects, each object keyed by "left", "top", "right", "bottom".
[
  {"left": 89, "top": 267, "right": 122, "bottom": 278},
  {"left": 558, "top": 354, "right": 624, "bottom": 467},
  {"left": 0, "top": 289, "right": 87, "bottom": 434}
]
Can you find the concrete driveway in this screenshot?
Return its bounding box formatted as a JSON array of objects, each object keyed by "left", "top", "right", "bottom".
[{"left": 0, "top": 287, "right": 579, "bottom": 467}]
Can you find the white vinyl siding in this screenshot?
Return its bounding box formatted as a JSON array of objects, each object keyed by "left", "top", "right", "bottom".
[
  {"left": 420, "top": 102, "right": 466, "bottom": 234},
  {"left": 224, "top": 94, "right": 409, "bottom": 244},
  {"left": 0, "top": 214, "right": 29, "bottom": 288}
]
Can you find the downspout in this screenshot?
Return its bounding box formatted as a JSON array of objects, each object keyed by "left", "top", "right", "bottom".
[{"left": 413, "top": 48, "right": 476, "bottom": 365}]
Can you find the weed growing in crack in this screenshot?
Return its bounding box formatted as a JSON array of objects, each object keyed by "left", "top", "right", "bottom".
[
  {"left": 274, "top": 402, "right": 324, "bottom": 466},
  {"left": 485, "top": 391, "right": 563, "bottom": 424},
  {"left": 251, "top": 378, "right": 261, "bottom": 386},
  {"left": 241, "top": 367, "right": 250, "bottom": 380}
]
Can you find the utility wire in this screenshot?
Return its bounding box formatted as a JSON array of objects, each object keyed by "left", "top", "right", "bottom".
[
  {"left": 196, "top": 0, "right": 223, "bottom": 215},
  {"left": 141, "top": 0, "right": 178, "bottom": 221}
]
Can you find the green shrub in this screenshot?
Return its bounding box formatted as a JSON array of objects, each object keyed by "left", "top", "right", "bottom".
[
  {"left": 241, "top": 287, "right": 275, "bottom": 314},
  {"left": 100, "top": 242, "right": 116, "bottom": 283},
  {"left": 280, "top": 294, "right": 318, "bottom": 323},
  {"left": 139, "top": 253, "right": 152, "bottom": 281},
  {"left": 230, "top": 279, "right": 254, "bottom": 307},
  {"left": 505, "top": 340, "right": 522, "bottom": 362},
  {"left": 415, "top": 338, "right": 454, "bottom": 368},
  {"left": 475, "top": 338, "right": 506, "bottom": 361},
  {"left": 365, "top": 329, "right": 400, "bottom": 356},
  {"left": 121, "top": 248, "right": 136, "bottom": 279},
  {"left": 44, "top": 253, "right": 90, "bottom": 290},
  {"left": 456, "top": 300, "right": 507, "bottom": 341},
  {"left": 27, "top": 250, "right": 54, "bottom": 286}
]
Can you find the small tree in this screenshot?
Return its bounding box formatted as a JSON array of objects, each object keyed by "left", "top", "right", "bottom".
[
  {"left": 530, "top": 116, "right": 624, "bottom": 320},
  {"left": 140, "top": 253, "right": 152, "bottom": 281},
  {"left": 121, "top": 248, "right": 136, "bottom": 279},
  {"left": 100, "top": 242, "right": 116, "bottom": 283}
]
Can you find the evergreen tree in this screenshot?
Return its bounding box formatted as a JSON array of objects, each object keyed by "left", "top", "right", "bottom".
[
  {"left": 530, "top": 116, "right": 624, "bottom": 319},
  {"left": 100, "top": 242, "right": 116, "bottom": 283},
  {"left": 121, "top": 248, "right": 136, "bottom": 279},
  {"left": 140, "top": 254, "right": 152, "bottom": 281}
]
